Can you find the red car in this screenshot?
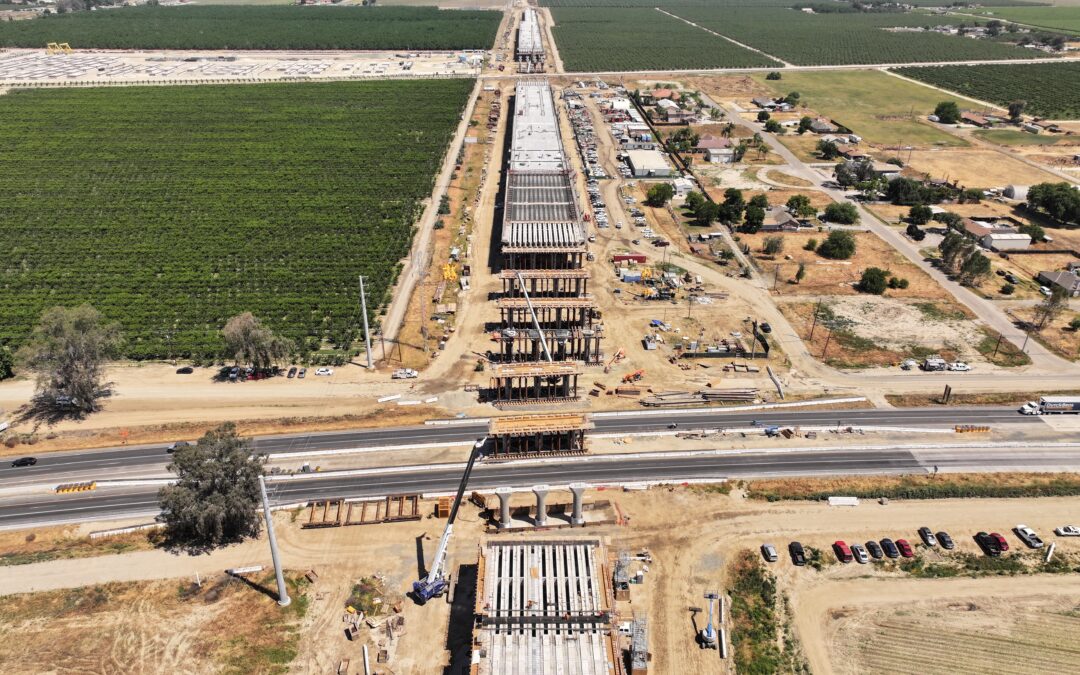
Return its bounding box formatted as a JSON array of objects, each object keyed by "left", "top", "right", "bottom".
[
  {"left": 990, "top": 532, "right": 1009, "bottom": 551},
  {"left": 896, "top": 538, "right": 915, "bottom": 558},
  {"left": 832, "top": 540, "right": 853, "bottom": 563}
]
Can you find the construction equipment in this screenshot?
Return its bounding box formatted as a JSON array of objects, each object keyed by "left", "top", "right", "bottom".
[
  {"left": 622, "top": 369, "right": 644, "bottom": 384},
  {"left": 603, "top": 347, "right": 625, "bottom": 374},
  {"left": 412, "top": 438, "right": 485, "bottom": 604},
  {"left": 46, "top": 42, "right": 73, "bottom": 55},
  {"left": 700, "top": 591, "right": 720, "bottom": 649},
  {"left": 442, "top": 263, "right": 458, "bottom": 282}
]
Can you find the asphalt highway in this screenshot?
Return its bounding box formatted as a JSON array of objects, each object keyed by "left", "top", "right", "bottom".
[
  {"left": 0, "top": 406, "right": 1037, "bottom": 487},
  {"left": 4, "top": 443, "right": 1079, "bottom": 529}
]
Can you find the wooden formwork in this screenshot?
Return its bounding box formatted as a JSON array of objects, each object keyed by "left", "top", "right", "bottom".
[{"left": 302, "top": 495, "right": 421, "bottom": 529}]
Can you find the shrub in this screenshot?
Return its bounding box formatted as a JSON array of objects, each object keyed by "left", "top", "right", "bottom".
[
  {"left": 817, "top": 230, "right": 857, "bottom": 259},
  {"left": 803, "top": 238, "right": 818, "bottom": 251},
  {"left": 763, "top": 236, "right": 784, "bottom": 255},
  {"left": 858, "top": 267, "right": 888, "bottom": 294},
  {"left": 1001, "top": 283, "right": 1016, "bottom": 296}
]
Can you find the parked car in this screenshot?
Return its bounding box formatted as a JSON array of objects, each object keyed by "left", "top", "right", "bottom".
[
  {"left": 175, "top": 366, "right": 194, "bottom": 375},
  {"left": 896, "top": 539, "right": 915, "bottom": 558},
  {"left": 918, "top": 527, "right": 938, "bottom": 547},
  {"left": 788, "top": 541, "right": 806, "bottom": 566},
  {"left": 229, "top": 366, "right": 240, "bottom": 381},
  {"left": 632, "top": 239, "right": 641, "bottom": 245},
  {"left": 166, "top": 441, "right": 191, "bottom": 454},
  {"left": 287, "top": 367, "right": 297, "bottom": 379},
  {"left": 900, "top": 359, "right": 918, "bottom": 371},
  {"left": 761, "top": 543, "right": 779, "bottom": 563},
  {"left": 759, "top": 322, "right": 772, "bottom": 334},
  {"left": 936, "top": 531, "right": 955, "bottom": 550},
  {"left": 315, "top": 367, "right": 333, "bottom": 376},
  {"left": 851, "top": 544, "right": 869, "bottom": 564},
  {"left": 393, "top": 368, "right": 419, "bottom": 380},
  {"left": 1055, "top": 525, "right": 1080, "bottom": 537},
  {"left": 297, "top": 368, "right": 307, "bottom": 379},
  {"left": 10, "top": 457, "right": 37, "bottom": 468},
  {"left": 1013, "top": 524, "right": 1043, "bottom": 549},
  {"left": 880, "top": 538, "right": 900, "bottom": 559},
  {"left": 975, "top": 531, "right": 1002, "bottom": 557},
  {"left": 865, "top": 540, "right": 884, "bottom": 559},
  {"left": 989, "top": 532, "right": 1009, "bottom": 552},
  {"left": 832, "top": 540, "right": 853, "bottom": 563},
  {"left": 948, "top": 361, "right": 972, "bottom": 372}
]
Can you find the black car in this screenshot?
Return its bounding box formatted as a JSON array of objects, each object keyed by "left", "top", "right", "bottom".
[
  {"left": 287, "top": 366, "right": 298, "bottom": 379},
  {"left": 166, "top": 441, "right": 191, "bottom": 454},
  {"left": 918, "top": 527, "right": 938, "bottom": 547},
  {"left": 936, "top": 531, "right": 954, "bottom": 550},
  {"left": 880, "top": 538, "right": 900, "bottom": 559},
  {"left": 788, "top": 541, "right": 806, "bottom": 566},
  {"left": 11, "top": 457, "right": 37, "bottom": 468},
  {"left": 865, "top": 540, "right": 884, "bottom": 559},
  {"left": 175, "top": 366, "right": 194, "bottom": 375},
  {"left": 759, "top": 322, "right": 772, "bottom": 334},
  {"left": 975, "top": 531, "right": 1002, "bottom": 557}
]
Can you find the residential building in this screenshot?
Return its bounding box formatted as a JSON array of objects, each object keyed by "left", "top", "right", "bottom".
[
  {"left": 981, "top": 232, "right": 1031, "bottom": 251},
  {"left": 960, "top": 112, "right": 991, "bottom": 128},
  {"left": 761, "top": 207, "right": 804, "bottom": 232},
  {"left": 809, "top": 117, "right": 838, "bottom": 134},
  {"left": 1038, "top": 270, "right": 1080, "bottom": 297}
]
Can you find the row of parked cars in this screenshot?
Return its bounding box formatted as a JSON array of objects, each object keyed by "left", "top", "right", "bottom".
[{"left": 761, "top": 523, "right": 1080, "bottom": 565}]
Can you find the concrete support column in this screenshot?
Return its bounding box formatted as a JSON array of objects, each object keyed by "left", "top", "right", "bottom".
[
  {"left": 496, "top": 487, "right": 513, "bottom": 530},
  {"left": 533, "top": 484, "right": 549, "bottom": 527},
  {"left": 570, "top": 483, "right": 587, "bottom": 526}
]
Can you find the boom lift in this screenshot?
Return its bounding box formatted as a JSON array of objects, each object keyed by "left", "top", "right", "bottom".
[{"left": 412, "top": 437, "right": 485, "bottom": 604}]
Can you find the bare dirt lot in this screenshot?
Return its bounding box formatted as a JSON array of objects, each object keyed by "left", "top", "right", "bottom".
[
  {"left": 736, "top": 230, "right": 957, "bottom": 301},
  {"left": 904, "top": 148, "right": 1065, "bottom": 188}
]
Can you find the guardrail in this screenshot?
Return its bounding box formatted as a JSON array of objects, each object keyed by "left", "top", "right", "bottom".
[{"left": 954, "top": 425, "right": 991, "bottom": 433}]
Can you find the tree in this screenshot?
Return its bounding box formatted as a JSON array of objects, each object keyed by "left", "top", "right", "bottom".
[
  {"left": 909, "top": 204, "right": 933, "bottom": 225},
  {"left": 1070, "top": 316, "right": 1080, "bottom": 332},
  {"left": 794, "top": 262, "right": 806, "bottom": 284},
  {"left": 693, "top": 200, "right": 721, "bottom": 226},
  {"left": 906, "top": 223, "right": 926, "bottom": 241},
  {"left": 158, "top": 423, "right": 266, "bottom": 554},
  {"left": 1008, "top": 100, "right": 1026, "bottom": 122},
  {"left": 766, "top": 71, "right": 782, "bottom": 81},
  {"left": 939, "top": 231, "right": 971, "bottom": 273},
  {"left": 223, "top": 313, "right": 291, "bottom": 370},
  {"left": 857, "top": 267, "right": 889, "bottom": 295},
  {"left": 685, "top": 191, "right": 705, "bottom": 212},
  {"left": 797, "top": 116, "right": 813, "bottom": 135},
  {"left": 888, "top": 276, "right": 909, "bottom": 290},
  {"left": 823, "top": 202, "right": 859, "bottom": 225},
  {"left": 764, "top": 119, "right": 782, "bottom": 134},
  {"left": 744, "top": 205, "right": 765, "bottom": 233},
  {"left": 749, "top": 194, "right": 769, "bottom": 209},
  {"left": 934, "top": 101, "right": 961, "bottom": 125},
  {"left": 784, "top": 91, "right": 800, "bottom": 106},
  {"left": 17, "top": 304, "right": 123, "bottom": 422},
  {"left": 1001, "top": 283, "right": 1015, "bottom": 296},
  {"left": 757, "top": 110, "right": 771, "bottom": 123},
  {"left": 817, "top": 140, "right": 840, "bottom": 160},
  {"left": 959, "top": 250, "right": 991, "bottom": 285},
  {"left": 763, "top": 236, "right": 784, "bottom": 255},
  {"left": 1034, "top": 288, "right": 1069, "bottom": 329},
  {"left": 817, "top": 230, "right": 857, "bottom": 259},
  {"left": 0, "top": 346, "right": 13, "bottom": 381},
  {"left": 786, "top": 194, "right": 816, "bottom": 218},
  {"left": 646, "top": 182, "right": 675, "bottom": 207},
  {"left": 1019, "top": 222, "right": 1045, "bottom": 242},
  {"left": 1027, "top": 182, "right": 1080, "bottom": 225},
  {"left": 723, "top": 188, "right": 745, "bottom": 211}
]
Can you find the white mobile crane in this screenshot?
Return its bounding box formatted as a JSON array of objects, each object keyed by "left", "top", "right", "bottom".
[{"left": 412, "top": 437, "right": 485, "bottom": 604}]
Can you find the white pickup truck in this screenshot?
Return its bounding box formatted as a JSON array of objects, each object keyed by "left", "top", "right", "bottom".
[{"left": 392, "top": 368, "right": 419, "bottom": 380}]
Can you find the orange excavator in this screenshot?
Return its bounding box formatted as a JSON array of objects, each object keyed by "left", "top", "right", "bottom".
[
  {"left": 622, "top": 369, "right": 644, "bottom": 384},
  {"left": 603, "top": 347, "right": 626, "bottom": 374}
]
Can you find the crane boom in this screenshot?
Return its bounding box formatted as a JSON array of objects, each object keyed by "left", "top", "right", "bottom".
[
  {"left": 514, "top": 270, "right": 554, "bottom": 363},
  {"left": 413, "top": 438, "right": 484, "bottom": 603}
]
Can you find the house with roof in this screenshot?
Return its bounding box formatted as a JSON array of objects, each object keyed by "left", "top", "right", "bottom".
[
  {"left": 809, "top": 117, "right": 838, "bottom": 134},
  {"left": 1038, "top": 269, "right": 1080, "bottom": 297},
  {"left": 960, "top": 112, "right": 991, "bottom": 128},
  {"left": 694, "top": 134, "right": 736, "bottom": 163},
  {"left": 760, "top": 207, "right": 806, "bottom": 232}
]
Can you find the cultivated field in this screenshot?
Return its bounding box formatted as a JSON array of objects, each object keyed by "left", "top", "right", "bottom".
[
  {"left": 548, "top": 7, "right": 779, "bottom": 71},
  {"left": 894, "top": 63, "right": 1080, "bottom": 119},
  {"left": 971, "top": 5, "right": 1080, "bottom": 34},
  {"left": 0, "top": 6, "right": 502, "bottom": 50},
  {"left": 752, "top": 70, "right": 969, "bottom": 148},
  {"left": 667, "top": 8, "right": 1047, "bottom": 65},
  {"left": 0, "top": 80, "right": 472, "bottom": 358}
]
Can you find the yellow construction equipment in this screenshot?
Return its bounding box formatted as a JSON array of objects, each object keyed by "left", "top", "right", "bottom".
[
  {"left": 641, "top": 267, "right": 654, "bottom": 281},
  {"left": 442, "top": 263, "right": 458, "bottom": 282},
  {"left": 46, "top": 43, "right": 73, "bottom": 55}
]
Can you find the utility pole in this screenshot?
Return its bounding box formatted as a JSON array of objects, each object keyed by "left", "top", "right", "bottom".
[
  {"left": 258, "top": 475, "right": 291, "bottom": 607},
  {"left": 821, "top": 328, "right": 833, "bottom": 359},
  {"left": 992, "top": 333, "right": 1003, "bottom": 359},
  {"left": 359, "top": 276, "right": 373, "bottom": 370}
]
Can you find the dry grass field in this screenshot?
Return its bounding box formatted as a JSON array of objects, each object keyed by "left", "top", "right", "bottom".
[{"left": 904, "top": 148, "right": 1064, "bottom": 188}]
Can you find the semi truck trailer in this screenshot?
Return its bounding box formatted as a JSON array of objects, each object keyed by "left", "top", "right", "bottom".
[{"left": 1019, "top": 396, "right": 1080, "bottom": 415}]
